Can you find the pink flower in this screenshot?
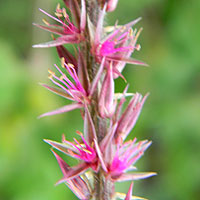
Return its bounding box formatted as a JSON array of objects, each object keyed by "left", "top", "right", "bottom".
[
  {"left": 91, "top": 6, "right": 147, "bottom": 78},
  {"left": 44, "top": 132, "right": 99, "bottom": 185},
  {"left": 91, "top": 7, "right": 147, "bottom": 77},
  {"left": 108, "top": 139, "right": 151, "bottom": 177},
  {"left": 62, "top": 132, "right": 96, "bottom": 163},
  {"left": 39, "top": 57, "right": 105, "bottom": 118},
  {"left": 100, "top": 132, "right": 156, "bottom": 182},
  {"left": 39, "top": 60, "right": 89, "bottom": 118},
  {"left": 33, "top": 0, "right": 86, "bottom": 48}
]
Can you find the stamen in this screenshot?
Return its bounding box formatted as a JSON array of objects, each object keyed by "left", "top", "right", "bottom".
[
  {"left": 48, "top": 74, "right": 53, "bottom": 80},
  {"left": 76, "top": 130, "right": 83, "bottom": 136},
  {"left": 129, "top": 28, "right": 133, "bottom": 37},
  {"left": 62, "top": 8, "right": 67, "bottom": 19},
  {"left": 55, "top": 12, "right": 63, "bottom": 18},
  {"left": 42, "top": 19, "right": 49, "bottom": 26},
  {"left": 60, "top": 74, "right": 66, "bottom": 80},
  {"left": 135, "top": 28, "right": 143, "bottom": 42},
  {"left": 68, "top": 63, "right": 75, "bottom": 68},
  {"left": 82, "top": 148, "right": 92, "bottom": 154},
  {"left": 61, "top": 57, "right": 65, "bottom": 68},
  {"left": 56, "top": 3, "right": 61, "bottom": 11}
]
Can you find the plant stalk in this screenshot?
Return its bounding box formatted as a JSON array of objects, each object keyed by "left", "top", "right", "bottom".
[{"left": 84, "top": 1, "right": 114, "bottom": 199}]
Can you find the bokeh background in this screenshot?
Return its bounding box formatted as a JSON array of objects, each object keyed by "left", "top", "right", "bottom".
[{"left": 0, "top": 0, "right": 200, "bottom": 199}]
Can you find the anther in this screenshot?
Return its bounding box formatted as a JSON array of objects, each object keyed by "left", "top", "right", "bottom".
[
  {"left": 56, "top": 3, "right": 61, "bottom": 11},
  {"left": 48, "top": 69, "right": 55, "bottom": 76},
  {"left": 42, "top": 19, "right": 49, "bottom": 26},
  {"left": 48, "top": 74, "right": 53, "bottom": 80},
  {"left": 62, "top": 8, "right": 67, "bottom": 19},
  {"left": 135, "top": 44, "right": 141, "bottom": 51},
  {"left": 55, "top": 12, "right": 62, "bottom": 18},
  {"left": 60, "top": 75, "right": 66, "bottom": 80},
  {"left": 61, "top": 57, "right": 65, "bottom": 68},
  {"left": 129, "top": 29, "right": 133, "bottom": 37},
  {"left": 82, "top": 148, "right": 92, "bottom": 154},
  {"left": 68, "top": 63, "right": 75, "bottom": 68},
  {"left": 76, "top": 130, "right": 83, "bottom": 136}
]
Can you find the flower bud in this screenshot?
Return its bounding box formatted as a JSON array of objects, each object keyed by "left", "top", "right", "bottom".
[{"left": 106, "top": 0, "right": 119, "bottom": 12}]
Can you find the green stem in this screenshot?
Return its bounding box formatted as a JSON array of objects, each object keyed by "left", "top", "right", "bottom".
[{"left": 84, "top": 1, "right": 114, "bottom": 199}]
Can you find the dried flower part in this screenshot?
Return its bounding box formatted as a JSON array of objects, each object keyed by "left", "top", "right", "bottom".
[
  {"left": 98, "top": 62, "right": 116, "bottom": 118},
  {"left": 114, "top": 93, "right": 149, "bottom": 142}
]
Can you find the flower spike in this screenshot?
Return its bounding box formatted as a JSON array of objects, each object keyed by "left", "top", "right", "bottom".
[{"left": 35, "top": 0, "right": 156, "bottom": 199}]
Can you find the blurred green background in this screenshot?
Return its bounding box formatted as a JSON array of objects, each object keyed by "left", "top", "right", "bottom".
[{"left": 0, "top": 0, "right": 200, "bottom": 199}]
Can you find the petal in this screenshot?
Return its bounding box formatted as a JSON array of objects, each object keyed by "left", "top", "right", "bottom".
[
  {"left": 56, "top": 162, "right": 89, "bottom": 185},
  {"left": 125, "top": 182, "right": 133, "bottom": 200},
  {"left": 64, "top": 0, "right": 80, "bottom": 28},
  {"left": 80, "top": 0, "right": 86, "bottom": 30},
  {"left": 121, "top": 94, "right": 149, "bottom": 141},
  {"left": 115, "top": 172, "right": 157, "bottom": 182},
  {"left": 106, "top": 0, "right": 119, "bottom": 12},
  {"left": 98, "top": 62, "right": 115, "bottom": 118},
  {"left": 33, "top": 23, "right": 65, "bottom": 35},
  {"left": 106, "top": 56, "right": 149, "bottom": 66},
  {"left": 115, "top": 93, "right": 144, "bottom": 141},
  {"left": 38, "top": 103, "right": 83, "bottom": 118},
  {"left": 94, "top": 139, "right": 108, "bottom": 172}
]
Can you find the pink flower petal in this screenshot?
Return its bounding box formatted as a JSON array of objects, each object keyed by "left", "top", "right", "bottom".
[
  {"left": 125, "top": 182, "right": 133, "bottom": 200},
  {"left": 38, "top": 103, "right": 83, "bottom": 118}
]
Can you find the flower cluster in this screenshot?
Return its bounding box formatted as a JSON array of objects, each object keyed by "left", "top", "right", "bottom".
[{"left": 34, "top": 0, "right": 156, "bottom": 199}]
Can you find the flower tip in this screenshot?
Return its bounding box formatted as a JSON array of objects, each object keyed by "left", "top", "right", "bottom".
[
  {"left": 125, "top": 182, "right": 133, "bottom": 200},
  {"left": 38, "top": 8, "right": 44, "bottom": 13},
  {"left": 62, "top": 134, "right": 66, "bottom": 143},
  {"left": 43, "top": 139, "right": 51, "bottom": 145}
]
